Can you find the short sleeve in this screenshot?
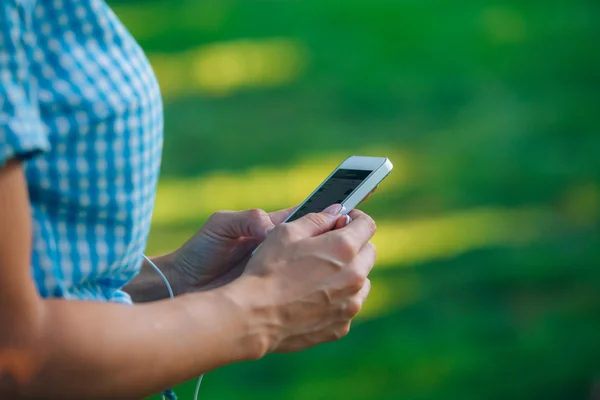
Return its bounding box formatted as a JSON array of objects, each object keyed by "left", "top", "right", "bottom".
[{"left": 0, "top": 1, "right": 48, "bottom": 168}]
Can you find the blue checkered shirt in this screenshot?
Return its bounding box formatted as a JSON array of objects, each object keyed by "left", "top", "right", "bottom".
[{"left": 0, "top": 0, "right": 163, "bottom": 304}]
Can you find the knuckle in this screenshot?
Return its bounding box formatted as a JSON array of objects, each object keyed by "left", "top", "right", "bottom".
[
  {"left": 353, "top": 210, "right": 376, "bottom": 234},
  {"left": 360, "top": 278, "right": 372, "bottom": 299},
  {"left": 366, "top": 241, "right": 377, "bottom": 257},
  {"left": 305, "top": 212, "right": 328, "bottom": 228},
  {"left": 364, "top": 277, "right": 372, "bottom": 292},
  {"left": 273, "top": 223, "right": 294, "bottom": 242},
  {"left": 246, "top": 208, "right": 272, "bottom": 232},
  {"left": 336, "top": 323, "right": 352, "bottom": 339},
  {"left": 247, "top": 208, "right": 269, "bottom": 226},
  {"left": 346, "top": 300, "right": 362, "bottom": 318},
  {"left": 247, "top": 208, "right": 268, "bottom": 220},
  {"left": 349, "top": 209, "right": 363, "bottom": 218},
  {"left": 325, "top": 332, "right": 338, "bottom": 342},
  {"left": 337, "top": 235, "right": 357, "bottom": 259},
  {"left": 367, "top": 216, "right": 377, "bottom": 235},
  {"left": 328, "top": 325, "right": 349, "bottom": 341},
  {"left": 346, "top": 272, "right": 366, "bottom": 293}
]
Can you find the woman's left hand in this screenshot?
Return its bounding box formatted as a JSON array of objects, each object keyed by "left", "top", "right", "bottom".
[{"left": 170, "top": 207, "right": 296, "bottom": 293}]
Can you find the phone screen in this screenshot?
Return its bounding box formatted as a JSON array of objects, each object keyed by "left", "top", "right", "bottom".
[{"left": 286, "top": 169, "right": 372, "bottom": 222}]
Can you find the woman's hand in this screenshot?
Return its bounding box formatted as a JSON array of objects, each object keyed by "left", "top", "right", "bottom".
[
  {"left": 166, "top": 186, "right": 377, "bottom": 296},
  {"left": 225, "top": 204, "right": 377, "bottom": 355},
  {"left": 169, "top": 207, "right": 297, "bottom": 294}
]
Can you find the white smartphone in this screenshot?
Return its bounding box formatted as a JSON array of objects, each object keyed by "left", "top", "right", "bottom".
[
  {"left": 283, "top": 155, "right": 393, "bottom": 222},
  {"left": 252, "top": 156, "right": 392, "bottom": 255}
]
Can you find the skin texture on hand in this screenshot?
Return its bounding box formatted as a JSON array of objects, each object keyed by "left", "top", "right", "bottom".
[
  {"left": 125, "top": 206, "right": 352, "bottom": 302},
  {"left": 171, "top": 207, "right": 296, "bottom": 294},
  {"left": 169, "top": 186, "right": 378, "bottom": 295},
  {"left": 227, "top": 205, "right": 377, "bottom": 355},
  {"left": 125, "top": 184, "right": 378, "bottom": 302}
]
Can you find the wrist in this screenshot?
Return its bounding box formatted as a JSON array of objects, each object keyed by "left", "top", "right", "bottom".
[
  {"left": 149, "top": 252, "right": 185, "bottom": 296},
  {"left": 217, "top": 276, "right": 279, "bottom": 361}
]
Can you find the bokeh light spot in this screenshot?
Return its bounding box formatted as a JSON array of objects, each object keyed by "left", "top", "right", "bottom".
[{"left": 148, "top": 38, "right": 308, "bottom": 99}]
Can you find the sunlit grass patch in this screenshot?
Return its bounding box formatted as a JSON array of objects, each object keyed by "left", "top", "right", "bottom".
[
  {"left": 373, "top": 206, "right": 548, "bottom": 269},
  {"left": 148, "top": 38, "right": 309, "bottom": 98}
]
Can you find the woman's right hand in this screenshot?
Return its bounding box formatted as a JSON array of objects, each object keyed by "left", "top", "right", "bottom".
[{"left": 227, "top": 204, "right": 377, "bottom": 355}]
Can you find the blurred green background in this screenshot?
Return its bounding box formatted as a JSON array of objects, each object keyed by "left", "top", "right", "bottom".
[{"left": 110, "top": 0, "right": 600, "bottom": 398}]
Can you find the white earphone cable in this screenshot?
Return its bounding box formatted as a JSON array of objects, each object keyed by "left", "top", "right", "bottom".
[{"left": 143, "top": 255, "right": 204, "bottom": 400}]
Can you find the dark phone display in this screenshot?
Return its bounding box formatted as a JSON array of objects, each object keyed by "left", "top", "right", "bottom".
[{"left": 286, "top": 169, "right": 372, "bottom": 222}]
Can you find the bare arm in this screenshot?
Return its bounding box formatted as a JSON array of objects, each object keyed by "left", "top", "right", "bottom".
[
  {"left": 0, "top": 161, "right": 266, "bottom": 400},
  {"left": 0, "top": 161, "right": 378, "bottom": 399}
]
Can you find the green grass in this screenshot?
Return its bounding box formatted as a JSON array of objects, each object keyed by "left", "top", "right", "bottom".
[{"left": 107, "top": 0, "right": 600, "bottom": 398}]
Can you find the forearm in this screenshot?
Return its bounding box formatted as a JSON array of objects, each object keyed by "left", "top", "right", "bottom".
[
  {"left": 5, "top": 285, "right": 267, "bottom": 400},
  {"left": 0, "top": 161, "right": 269, "bottom": 399},
  {"left": 124, "top": 253, "right": 180, "bottom": 302}
]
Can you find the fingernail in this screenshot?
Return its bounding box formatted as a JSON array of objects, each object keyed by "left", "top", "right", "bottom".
[
  {"left": 345, "top": 215, "right": 351, "bottom": 226},
  {"left": 323, "top": 204, "right": 343, "bottom": 216}
]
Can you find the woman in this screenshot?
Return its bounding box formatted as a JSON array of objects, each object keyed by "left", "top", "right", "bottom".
[{"left": 0, "top": 1, "right": 377, "bottom": 399}]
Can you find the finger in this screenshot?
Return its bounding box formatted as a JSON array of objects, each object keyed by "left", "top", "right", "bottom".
[
  {"left": 326, "top": 209, "right": 377, "bottom": 254},
  {"left": 356, "top": 277, "right": 372, "bottom": 304},
  {"left": 347, "top": 208, "right": 370, "bottom": 221},
  {"left": 286, "top": 203, "right": 344, "bottom": 238},
  {"left": 216, "top": 208, "right": 273, "bottom": 239},
  {"left": 352, "top": 241, "right": 377, "bottom": 277},
  {"left": 274, "top": 321, "right": 351, "bottom": 352},
  {"left": 340, "top": 278, "right": 371, "bottom": 319},
  {"left": 334, "top": 215, "right": 351, "bottom": 230},
  {"left": 248, "top": 206, "right": 298, "bottom": 257},
  {"left": 341, "top": 279, "right": 371, "bottom": 320},
  {"left": 316, "top": 322, "right": 353, "bottom": 344},
  {"left": 268, "top": 205, "right": 298, "bottom": 225},
  {"left": 332, "top": 243, "right": 376, "bottom": 298},
  {"left": 337, "top": 243, "right": 376, "bottom": 297},
  {"left": 330, "top": 321, "right": 352, "bottom": 341}
]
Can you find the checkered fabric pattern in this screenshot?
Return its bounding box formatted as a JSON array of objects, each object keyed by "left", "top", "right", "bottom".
[{"left": 0, "top": 0, "right": 163, "bottom": 304}]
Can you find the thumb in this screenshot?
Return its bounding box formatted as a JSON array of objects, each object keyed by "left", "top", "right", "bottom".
[
  {"left": 287, "top": 204, "right": 345, "bottom": 237},
  {"left": 209, "top": 209, "right": 274, "bottom": 239}
]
